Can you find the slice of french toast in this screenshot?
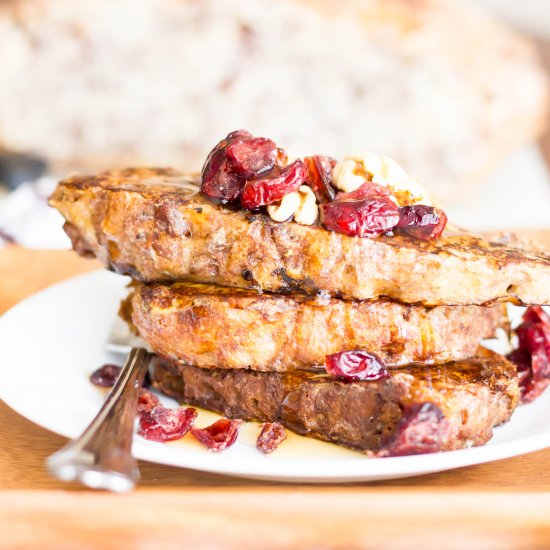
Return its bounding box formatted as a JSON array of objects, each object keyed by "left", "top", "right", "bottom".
[
  {"left": 50, "top": 168, "right": 550, "bottom": 306},
  {"left": 126, "top": 282, "right": 507, "bottom": 371},
  {"left": 151, "top": 348, "right": 519, "bottom": 454}
]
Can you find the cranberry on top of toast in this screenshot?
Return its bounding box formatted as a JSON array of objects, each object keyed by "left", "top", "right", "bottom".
[{"left": 200, "top": 130, "right": 447, "bottom": 240}]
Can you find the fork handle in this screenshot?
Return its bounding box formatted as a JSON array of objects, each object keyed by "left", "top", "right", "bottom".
[{"left": 47, "top": 347, "right": 151, "bottom": 493}]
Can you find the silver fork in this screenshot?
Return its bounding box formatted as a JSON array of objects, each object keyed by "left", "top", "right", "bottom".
[{"left": 46, "top": 347, "right": 151, "bottom": 493}]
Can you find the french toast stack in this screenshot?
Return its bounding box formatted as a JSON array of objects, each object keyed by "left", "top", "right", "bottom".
[{"left": 50, "top": 132, "right": 550, "bottom": 456}]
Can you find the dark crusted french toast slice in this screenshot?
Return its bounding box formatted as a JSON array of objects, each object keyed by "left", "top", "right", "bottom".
[
  {"left": 50, "top": 168, "right": 550, "bottom": 306},
  {"left": 151, "top": 348, "right": 519, "bottom": 454}
]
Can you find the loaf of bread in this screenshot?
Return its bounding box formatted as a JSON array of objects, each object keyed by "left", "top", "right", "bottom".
[{"left": 0, "top": 0, "right": 547, "bottom": 201}]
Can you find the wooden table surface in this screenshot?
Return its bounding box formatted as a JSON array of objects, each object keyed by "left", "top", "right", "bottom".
[{"left": 1, "top": 240, "right": 550, "bottom": 549}]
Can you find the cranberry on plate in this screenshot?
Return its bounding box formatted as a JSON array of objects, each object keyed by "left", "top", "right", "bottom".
[
  {"left": 89, "top": 364, "right": 122, "bottom": 388},
  {"left": 507, "top": 306, "right": 550, "bottom": 403},
  {"left": 136, "top": 388, "right": 161, "bottom": 416},
  {"left": 256, "top": 422, "right": 287, "bottom": 454},
  {"left": 191, "top": 418, "right": 243, "bottom": 452},
  {"left": 138, "top": 406, "right": 197, "bottom": 442}
]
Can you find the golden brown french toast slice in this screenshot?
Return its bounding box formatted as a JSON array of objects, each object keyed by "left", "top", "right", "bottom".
[
  {"left": 127, "top": 281, "right": 506, "bottom": 371},
  {"left": 50, "top": 167, "right": 550, "bottom": 306}
]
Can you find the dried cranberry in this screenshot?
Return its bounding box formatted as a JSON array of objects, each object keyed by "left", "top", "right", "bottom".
[
  {"left": 136, "top": 388, "right": 161, "bottom": 416},
  {"left": 90, "top": 364, "right": 122, "bottom": 388},
  {"left": 201, "top": 147, "right": 244, "bottom": 203},
  {"left": 201, "top": 130, "right": 281, "bottom": 203},
  {"left": 397, "top": 205, "right": 448, "bottom": 240},
  {"left": 304, "top": 155, "right": 336, "bottom": 203},
  {"left": 522, "top": 306, "right": 550, "bottom": 327},
  {"left": 517, "top": 309, "right": 550, "bottom": 344},
  {"left": 241, "top": 160, "right": 308, "bottom": 209},
  {"left": 506, "top": 306, "right": 550, "bottom": 404},
  {"left": 138, "top": 406, "right": 197, "bottom": 442},
  {"left": 381, "top": 402, "right": 450, "bottom": 456},
  {"left": 325, "top": 350, "right": 389, "bottom": 382},
  {"left": 334, "top": 180, "right": 390, "bottom": 201},
  {"left": 201, "top": 130, "right": 251, "bottom": 202},
  {"left": 226, "top": 129, "right": 252, "bottom": 141},
  {"left": 226, "top": 137, "right": 277, "bottom": 179},
  {"left": 519, "top": 377, "right": 550, "bottom": 404},
  {"left": 321, "top": 196, "right": 399, "bottom": 238},
  {"left": 517, "top": 323, "right": 550, "bottom": 379},
  {"left": 256, "top": 422, "right": 287, "bottom": 454},
  {"left": 507, "top": 349, "right": 531, "bottom": 385},
  {"left": 508, "top": 345, "right": 550, "bottom": 404},
  {"left": 191, "top": 418, "right": 243, "bottom": 452}
]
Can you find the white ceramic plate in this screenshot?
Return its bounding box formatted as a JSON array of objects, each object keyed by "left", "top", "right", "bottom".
[{"left": 1, "top": 270, "right": 549, "bottom": 483}]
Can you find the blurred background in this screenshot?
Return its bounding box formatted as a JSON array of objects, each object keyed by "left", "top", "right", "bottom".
[{"left": 0, "top": 0, "right": 549, "bottom": 248}]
